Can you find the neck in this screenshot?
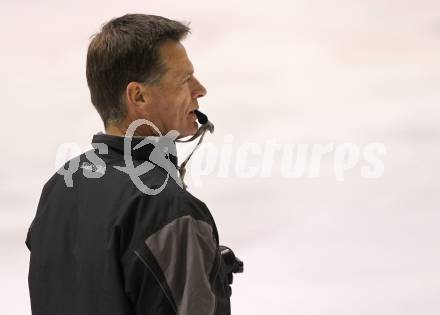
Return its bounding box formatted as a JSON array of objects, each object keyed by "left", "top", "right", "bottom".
[
  {"left": 105, "top": 124, "right": 126, "bottom": 137},
  {"left": 105, "top": 121, "right": 161, "bottom": 137}
]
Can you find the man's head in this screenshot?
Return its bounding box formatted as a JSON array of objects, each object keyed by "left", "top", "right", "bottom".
[{"left": 86, "top": 14, "right": 207, "bottom": 137}]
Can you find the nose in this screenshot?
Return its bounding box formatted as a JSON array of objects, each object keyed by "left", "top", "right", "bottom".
[{"left": 192, "top": 77, "right": 207, "bottom": 99}]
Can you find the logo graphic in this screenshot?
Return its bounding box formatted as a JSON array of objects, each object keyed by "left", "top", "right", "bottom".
[
  {"left": 80, "top": 161, "right": 105, "bottom": 174},
  {"left": 113, "top": 119, "right": 183, "bottom": 195}
]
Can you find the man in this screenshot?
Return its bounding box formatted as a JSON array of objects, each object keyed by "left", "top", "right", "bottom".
[{"left": 25, "top": 14, "right": 241, "bottom": 315}]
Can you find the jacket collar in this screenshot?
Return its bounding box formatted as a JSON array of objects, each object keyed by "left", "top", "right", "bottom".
[{"left": 91, "top": 132, "right": 179, "bottom": 170}]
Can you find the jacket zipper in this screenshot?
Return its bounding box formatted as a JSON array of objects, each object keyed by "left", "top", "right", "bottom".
[
  {"left": 134, "top": 250, "right": 178, "bottom": 314},
  {"left": 212, "top": 246, "right": 222, "bottom": 314}
]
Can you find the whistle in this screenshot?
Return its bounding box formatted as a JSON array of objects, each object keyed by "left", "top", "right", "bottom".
[
  {"left": 194, "top": 109, "right": 208, "bottom": 125},
  {"left": 176, "top": 109, "right": 214, "bottom": 189}
]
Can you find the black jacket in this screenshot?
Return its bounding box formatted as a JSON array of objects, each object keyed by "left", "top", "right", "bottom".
[{"left": 26, "top": 132, "right": 237, "bottom": 315}]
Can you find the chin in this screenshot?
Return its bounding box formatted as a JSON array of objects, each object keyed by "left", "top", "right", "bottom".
[{"left": 179, "top": 123, "right": 198, "bottom": 138}]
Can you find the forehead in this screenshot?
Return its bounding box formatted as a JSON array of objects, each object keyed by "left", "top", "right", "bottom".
[{"left": 158, "top": 40, "right": 193, "bottom": 75}]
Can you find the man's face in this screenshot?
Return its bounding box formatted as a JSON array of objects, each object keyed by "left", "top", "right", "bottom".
[{"left": 143, "top": 40, "right": 207, "bottom": 138}]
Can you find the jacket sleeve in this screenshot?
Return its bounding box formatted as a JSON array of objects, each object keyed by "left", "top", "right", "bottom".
[{"left": 122, "top": 214, "right": 220, "bottom": 315}]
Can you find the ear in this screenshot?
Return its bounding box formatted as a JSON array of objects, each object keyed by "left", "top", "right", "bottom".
[{"left": 125, "top": 82, "right": 151, "bottom": 114}]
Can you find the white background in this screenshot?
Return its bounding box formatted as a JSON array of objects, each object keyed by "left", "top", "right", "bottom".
[{"left": 1, "top": 0, "right": 439, "bottom": 314}]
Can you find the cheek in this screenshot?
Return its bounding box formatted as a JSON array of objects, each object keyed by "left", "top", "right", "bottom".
[
  {"left": 175, "top": 93, "right": 192, "bottom": 115},
  {"left": 161, "top": 95, "right": 184, "bottom": 116},
  {"left": 161, "top": 88, "right": 192, "bottom": 124}
]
